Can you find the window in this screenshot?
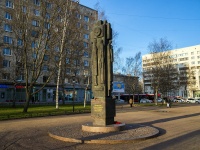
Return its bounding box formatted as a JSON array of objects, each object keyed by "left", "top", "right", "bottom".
[
  {"left": 4, "top": 36, "right": 12, "bottom": 44},
  {"left": 46, "top": 13, "right": 50, "bottom": 19},
  {"left": 66, "top": 58, "right": 70, "bottom": 64},
  {"left": 74, "top": 60, "right": 80, "bottom": 66},
  {"left": 45, "top": 45, "right": 50, "bottom": 50},
  {"left": 32, "top": 20, "right": 39, "bottom": 27},
  {"left": 76, "top": 13, "right": 81, "bottom": 19},
  {"left": 84, "top": 34, "right": 89, "bottom": 39},
  {"left": 77, "top": 22, "right": 81, "bottom": 28},
  {"left": 3, "top": 60, "right": 11, "bottom": 67},
  {"left": 43, "top": 76, "right": 48, "bottom": 82},
  {"left": 16, "top": 75, "right": 24, "bottom": 81},
  {"left": 31, "top": 41, "right": 38, "bottom": 48},
  {"left": 31, "top": 30, "right": 38, "bottom": 37},
  {"left": 191, "top": 52, "right": 194, "bottom": 55},
  {"left": 5, "top": 12, "right": 12, "bottom": 20},
  {"left": 84, "top": 51, "right": 89, "bottom": 57},
  {"left": 54, "top": 46, "right": 60, "bottom": 51},
  {"left": 57, "top": 15, "right": 62, "bottom": 22},
  {"left": 66, "top": 68, "right": 71, "bottom": 74},
  {"left": 33, "top": 9, "right": 40, "bottom": 16},
  {"left": 43, "top": 65, "right": 49, "bottom": 71},
  {"left": 33, "top": 53, "right": 37, "bottom": 59},
  {"left": 84, "top": 16, "right": 89, "bottom": 22},
  {"left": 46, "top": 2, "right": 52, "bottom": 9},
  {"left": 44, "top": 55, "right": 49, "bottom": 61},
  {"left": 55, "top": 56, "right": 59, "bottom": 61},
  {"left": 33, "top": 0, "right": 40, "bottom": 6},
  {"left": 17, "top": 39, "right": 23, "bottom": 46},
  {"left": 191, "top": 61, "right": 195, "bottom": 65},
  {"left": 4, "top": 24, "right": 12, "bottom": 32},
  {"left": 3, "top": 48, "right": 11, "bottom": 55},
  {"left": 83, "top": 42, "right": 88, "bottom": 48},
  {"left": 64, "top": 78, "right": 69, "bottom": 84},
  {"left": 191, "top": 56, "right": 195, "bottom": 59},
  {"left": 84, "top": 60, "right": 89, "bottom": 66},
  {"left": 22, "top": 6, "right": 26, "bottom": 13},
  {"left": 44, "top": 22, "right": 50, "bottom": 29},
  {"left": 2, "top": 73, "right": 10, "bottom": 80},
  {"left": 84, "top": 24, "right": 89, "bottom": 30},
  {"left": 6, "top": 1, "right": 13, "bottom": 8}
]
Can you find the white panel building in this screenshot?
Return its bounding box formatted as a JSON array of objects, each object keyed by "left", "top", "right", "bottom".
[{"left": 142, "top": 44, "right": 200, "bottom": 98}]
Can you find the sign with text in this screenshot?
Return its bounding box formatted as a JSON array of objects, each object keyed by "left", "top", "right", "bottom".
[{"left": 113, "top": 82, "right": 125, "bottom": 93}]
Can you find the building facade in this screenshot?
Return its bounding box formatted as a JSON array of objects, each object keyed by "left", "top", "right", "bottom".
[
  {"left": 142, "top": 44, "right": 200, "bottom": 98},
  {"left": 0, "top": 0, "right": 97, "bottom": 102}
]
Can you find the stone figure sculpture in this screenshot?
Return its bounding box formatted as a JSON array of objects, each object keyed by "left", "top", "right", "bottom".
[
  {"left": 90, "top": 20, "right": 115, "bottom": 126},
  {"left": 91, "top": 20, "right": 113, "bottom": 98}
]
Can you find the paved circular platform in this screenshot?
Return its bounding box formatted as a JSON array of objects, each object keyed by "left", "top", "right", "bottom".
[{"left": 48, "top": 123, "right": 159, "bottom": 144}]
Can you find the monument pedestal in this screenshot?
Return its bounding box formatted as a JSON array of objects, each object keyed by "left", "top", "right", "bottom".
[
  {"left": 91, "top": 97, "right": 115, "bottom": 126},
  {"left": 82, "top": 97, "right": 125, "bottom": 133}
]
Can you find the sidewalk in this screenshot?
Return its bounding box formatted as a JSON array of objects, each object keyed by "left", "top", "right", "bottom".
[{"left": 1, "top": 103, "right": 200, "bottom": 150}]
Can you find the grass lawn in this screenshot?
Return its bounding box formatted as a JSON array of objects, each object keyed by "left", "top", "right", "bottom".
[{"left": 0, "top": 103, "right": 91, "bottom": 120}]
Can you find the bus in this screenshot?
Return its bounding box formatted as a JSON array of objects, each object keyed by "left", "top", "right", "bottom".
[{"left": 116, "top": 93, "right": 161, "bottom": 103}]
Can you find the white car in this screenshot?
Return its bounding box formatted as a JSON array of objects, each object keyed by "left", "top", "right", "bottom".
[
  {"left": 157, "top": 98, "right": 163, "bottom": 103},
  {"left": 173, "top": 98, "right": 184, "bottom": 103},
  {"left": 186, "top": 98, "right": 196, "bottom": 103},
  {"left": 140, "top": 98, "right": 152, "bottom": 103},
  {"left": 196, "top": 99, "right": 200, "bottom": 104},
  {"left": 115, "top": 99, "right": 125, "bottom": 103}
]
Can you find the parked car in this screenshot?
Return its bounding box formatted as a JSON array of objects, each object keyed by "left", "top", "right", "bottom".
[
  {"left": 173, "top": 98, "right": 184, "bottom": 103},
  {"left": 140, "top": 98, "right": 152, "bottom": 103},
  {"left": 115, "top": 99, "right": 125, "bottom": 103},
  {"left": 157, "top": 98, "right": 163, "bottom": 103},
  {"left": 195, "top": 99, "right": 200, "bottom": 104},
  {"left": 186, "top": 98, "right": 196, "bottom": 103}
]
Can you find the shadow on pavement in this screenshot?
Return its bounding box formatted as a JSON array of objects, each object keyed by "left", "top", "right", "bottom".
[{"left": 143, "top": 129, "right": 200, "bottom": 150}]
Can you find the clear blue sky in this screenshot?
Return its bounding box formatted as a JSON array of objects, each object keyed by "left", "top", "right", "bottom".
[{"left": 80, "top": 0, "right": 200, "bottom": 59}]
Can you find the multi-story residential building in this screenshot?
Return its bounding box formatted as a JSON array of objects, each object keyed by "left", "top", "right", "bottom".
[
  {"left": 0, "top": 0, "right": 97, "bottom": 102},
  {"left": 142, "top": 44, "right": 200, "bottom": 98}
]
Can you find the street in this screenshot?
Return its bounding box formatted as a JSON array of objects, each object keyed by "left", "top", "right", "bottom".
[{"left": 0, "top": 103, "right": 200, "bottom": 150}]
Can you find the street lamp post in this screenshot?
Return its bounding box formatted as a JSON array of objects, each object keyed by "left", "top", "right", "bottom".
[
  {"left": 72, "top": 77, "right": 75, "bottom": 112},
  {"left": 84, "top": 76, "right": 89, "bottom": 108}
]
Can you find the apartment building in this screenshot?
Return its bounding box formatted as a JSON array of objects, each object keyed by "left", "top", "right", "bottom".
[
  {"left": 0, "top": 0, "right": 97, "bottom": 102},
  {"left": 142, "top": 44, "right": 200, "bottom": 98}
]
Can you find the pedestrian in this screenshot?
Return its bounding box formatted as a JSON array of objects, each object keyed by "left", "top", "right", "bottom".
[
  {"left": 166, "top": 98, "right": 172, "bottom": 108},
  {"left": 129, "top": 98, "right": 133, "bottom": 107},
  {"left": 169, "top": 99, "right": 172, "bottom": 108}
]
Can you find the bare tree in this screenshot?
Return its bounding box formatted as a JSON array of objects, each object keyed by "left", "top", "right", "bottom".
[
  {"left": 179, "top": 66, "right": 197, "bottom": 98},
  {"left": 7, "top": 0, "right": 67, "bottom": 112},
  {"left": 122, "top": 52, "right": 142, "bottom": 104},
  {"left": 145, "top": 38, "right": 179, "bottom": 104},
  {"left": 50, "top": 0, "right": 84, "bottom": 109},
  {"left": 94, "top": 2, "right": 107, "bottom": 20},
  {"left": 113, "top": 47, "right": 123, "bottom": 73}
]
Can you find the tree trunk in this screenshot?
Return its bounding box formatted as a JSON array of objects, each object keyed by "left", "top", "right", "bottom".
[
  {"left": 23, "top": 94, "right": 31, "bottom": 113},
  {"left": 12, "top": 87, "right": 16, "bottom": 108}
]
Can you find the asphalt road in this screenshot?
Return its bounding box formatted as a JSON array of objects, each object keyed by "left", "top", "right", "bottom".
[{"left": 0, "top": 103, "right": 200, "bottom": 150}]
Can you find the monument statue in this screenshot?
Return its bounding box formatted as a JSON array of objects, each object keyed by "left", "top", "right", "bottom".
[
  {"left": 91, "top": 20, "right": 113, "bottom": 98},
  {"left": 90, "top": 20, "right": 115, "bottom": 126}
]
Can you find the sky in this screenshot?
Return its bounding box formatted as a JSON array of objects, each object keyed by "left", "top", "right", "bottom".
[{"left": 79, "top": 0, "right": 200, "bottom": 59}]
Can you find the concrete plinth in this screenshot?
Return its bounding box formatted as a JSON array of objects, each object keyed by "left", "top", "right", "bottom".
[
  {"left": 82, "top": 122, "right": 125, "bottom": 133},
  {"left": 48, "top": 123, "right": 160, "bottom": 144},
  {"left": 91, "top": 97, "right": 115, "bottom": 126}
]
